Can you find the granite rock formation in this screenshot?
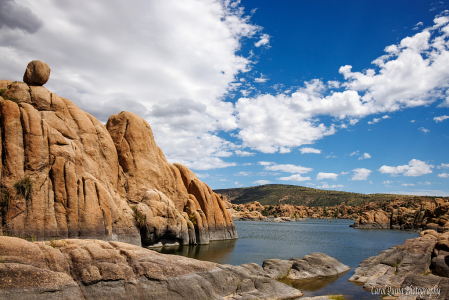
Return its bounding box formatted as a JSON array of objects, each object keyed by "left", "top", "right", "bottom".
[
  {"left": 0, "top": 61, "right": 236, "bottom": 246},
  {"left": 0, "top": 236, "right": 303, "bottom": 300},
  {"left": 262, "top": 253, "right": 350, "bottom": 280},
  {"left": 349, "top": 229, "right": 449, "bottom": 299},
  {"left": 352, "top": 197, "right": 449, "bottom": 232}
]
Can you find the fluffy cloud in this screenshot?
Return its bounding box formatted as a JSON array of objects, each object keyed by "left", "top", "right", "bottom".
[
  {"left": 368, "top": 115, "right": 390, "bottom": 124},
  {"left": 299, "top": 147, "right": 322, "bottom": 154},
  {"left": 402, "top": 183, "right": 415, "bottom": 186},
  {"left": 235, "top": 150, "right": 256, "bottom": 157},
  {"left": 277, "top": 174, "right": 311, "bottom": 182},
  {"left": 358, "top": 153, "right": 371, "bottom": 160},
  {"left": 253, "top": 180, "right": 271, "bottom": 185},
  {"left": 419, "top": 127, "right": 430, "bottom": 133},
  {"left": 254, "top": 73, "right": 269, "bottom": 83},
  {"left": 254, "top": 33, "right": 270, "bottom": 47},
  {"left": 316, "top": 172, "right": 338, "bottom": 180},
  {"left": 351, "top": 168, "right": 371, "bottom": 180},
  {"left": 434, "top": 115, "right": 449, "bottom": 122},
  {"left": 259, "top": 162, "right": 313, "bottom": 174},
  {"left": 235, "top": 14, "right": 449, "bottom": 152},
  {"left": 439, "top": 173, "right": 449, "bottom": 178},
  {"left": 438, "top": 163, "right": 449, "bottom": 169},
  {"left": 0, "top": 0, "right": 261, "bottom": 170},
  {"left": 379, "top": 159, "right": 434, "bottom": 177},
  {"left": 0, "top": 0, "right": 43, "bottom": 34}
]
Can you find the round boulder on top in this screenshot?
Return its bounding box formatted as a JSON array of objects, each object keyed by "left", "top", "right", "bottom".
[{"left": 23, "top": 60, "right": 50, "bottom": 86}]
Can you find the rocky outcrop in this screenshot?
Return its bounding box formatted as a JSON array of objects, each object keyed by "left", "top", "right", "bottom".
[
  {"left": 0, "top": 236, "right": 303, "bottom": 300},
  {"left": 352, "top": 197, "right": 449, "bottom": 232},
  {"left": 262, "top": 253, "right": 350, "bottom": 280},
  {"left": 349, "top": 229, "right": 449, "bottom": 299},
  {"left": 0, "top": 61, "right": 236, "bottom": 247},
  {"left": 352, "top": 209, "right": 390, "bottom": 229}
]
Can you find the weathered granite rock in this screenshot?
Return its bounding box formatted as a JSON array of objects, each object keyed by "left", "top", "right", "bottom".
[
  {"left": 262, "top": 253, "right": 350, "bottom": 280},
  {"left": 349, "top": 229, "right": 439, "bottom": 291},
  {"left": 0, "top": 236, "right": 303, "bottom": 300},
  {"left": 353, "top": 209, "right": 390, "bottom": 229},
  {"left": 0, "top": 61, "right": 236, "bottom": 247},
  {"left": 23, "top": 60, "right": 51, "bottom": 86}
]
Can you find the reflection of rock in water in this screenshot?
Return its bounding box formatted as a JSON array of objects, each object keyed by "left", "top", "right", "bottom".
[
  {"left": 278, "top": 270, "right": 349, "bottom": 291},
  {"left": 152, "top": 239, "right": 238, "bottom": 264}
]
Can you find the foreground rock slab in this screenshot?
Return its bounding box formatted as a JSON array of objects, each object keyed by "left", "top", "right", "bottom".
[
  {"left": 349, "top": 229, "right": 449, "bottom": 299},
  {"left": 262, "top": 252, "right": 350, "bottom": 280},
  {"left": 0, "top": 236, "right": 302, "bottom": 300}
]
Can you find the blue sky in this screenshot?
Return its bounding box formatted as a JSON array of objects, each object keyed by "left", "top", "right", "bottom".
[{"left": 0, "top": 0, "right": 448, "bottom": 196}]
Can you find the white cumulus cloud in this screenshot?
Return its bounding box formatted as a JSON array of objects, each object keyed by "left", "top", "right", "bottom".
[
  {"left": 439, "top": 173, "right": 449, "bottom": 178},
  {"left": 253, "top": 180, "right": 271, "bottom": 185},
  {"left": 316, "top": 172, "right": 338, "bottom": 181},
  {"left": 434, "top": 115, "right": 449, "bottom": 122},
  {"left": 379, "top": 159, "right": 434, "bottom": 177},
  {"left": 277, "top": 174, "right": 311, "bottom": 182},
  {"left": 358, "top": 153, "right": 371, "bottom": 160},
  {"left": 235, "top": 150, "right": 256, "bottom": 157},
  {"left": 260, "top": 162, "right": 313, "bottom": 174},
  {"left": 299, "top": 147, "right": 322, "bottom": 154},
  {"left": 254, "top": 33, "right": 270, "bottom": 47},
  {"left": 235, "top": 14, "right": 449, "bottom": 153},
  {"left": 351, "top": 168, "right": 372, "bottom": 180}
]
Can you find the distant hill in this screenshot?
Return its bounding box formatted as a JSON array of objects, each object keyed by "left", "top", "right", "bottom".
[{"left": 214, "top": 184, "right": 413, "bottom": 207}]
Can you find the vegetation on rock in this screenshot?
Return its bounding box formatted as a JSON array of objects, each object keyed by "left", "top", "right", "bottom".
[{"left": 13, "top": 176, "right": 33, "bottom": 198}]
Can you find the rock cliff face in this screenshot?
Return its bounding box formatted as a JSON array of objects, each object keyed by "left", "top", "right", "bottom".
[{"left": 0, "top": 61, "right": 236, "bottom": 246}]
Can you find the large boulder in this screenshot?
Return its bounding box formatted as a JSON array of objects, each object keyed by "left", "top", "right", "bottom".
[
  {"left": 0, "top": 62, "right": 237, "bottom": 247},
  {"left": 23, "top": 60, "right": 51, "bottom": 86},
  {"left": 262, "top": 253, "right": 350, "bottom": 280},
  {"left": 0, "top": 236, "right": 303, "bottom": 300}
]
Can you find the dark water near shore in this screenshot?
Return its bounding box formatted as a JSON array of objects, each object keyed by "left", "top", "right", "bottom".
[{"left": 154, "top": 219, "right": 419, "bottom": 299}]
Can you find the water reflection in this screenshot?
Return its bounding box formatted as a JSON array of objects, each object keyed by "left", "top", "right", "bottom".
[
  {"left": 151, "top": 220, "right": 415, "bottom": 299},
  {"left": 152, "top": 239, "right": 238, "bottom": 264},
  {"left": 279, "top": 271, "right": 349, "bottom": 291}
]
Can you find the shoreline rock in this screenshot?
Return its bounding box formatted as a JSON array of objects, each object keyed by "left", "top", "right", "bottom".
[
  {"left": 262, "top": 253, "right": 350, "bottom": 280},
  {"left": 349, "top": 229, "right": 449, "bottom": 299},
  {"left": 0, "top": 236, "right": 307, "bottom": 300}
]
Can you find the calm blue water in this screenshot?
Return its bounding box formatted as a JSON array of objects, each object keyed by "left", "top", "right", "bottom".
[{"left": 155, "top": 219, "right": 419, "bottom": 299}]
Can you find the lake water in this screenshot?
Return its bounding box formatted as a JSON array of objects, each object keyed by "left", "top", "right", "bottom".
[{"left": 154, "top": 219, "right": 419, "bottom": 299}]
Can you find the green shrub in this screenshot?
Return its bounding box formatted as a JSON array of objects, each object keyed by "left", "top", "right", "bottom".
[
  {"left": 0, "top": 188, "right": 10, "bottom": 208},
  {"left": 133, "top": 210, "right": 146, "bottom": 228},
  {"left": 189, "top": 214, "right": 197, "bottom": 225},
  {"left": 14, "top": 176, "right": 33, "bottom": 198}
]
